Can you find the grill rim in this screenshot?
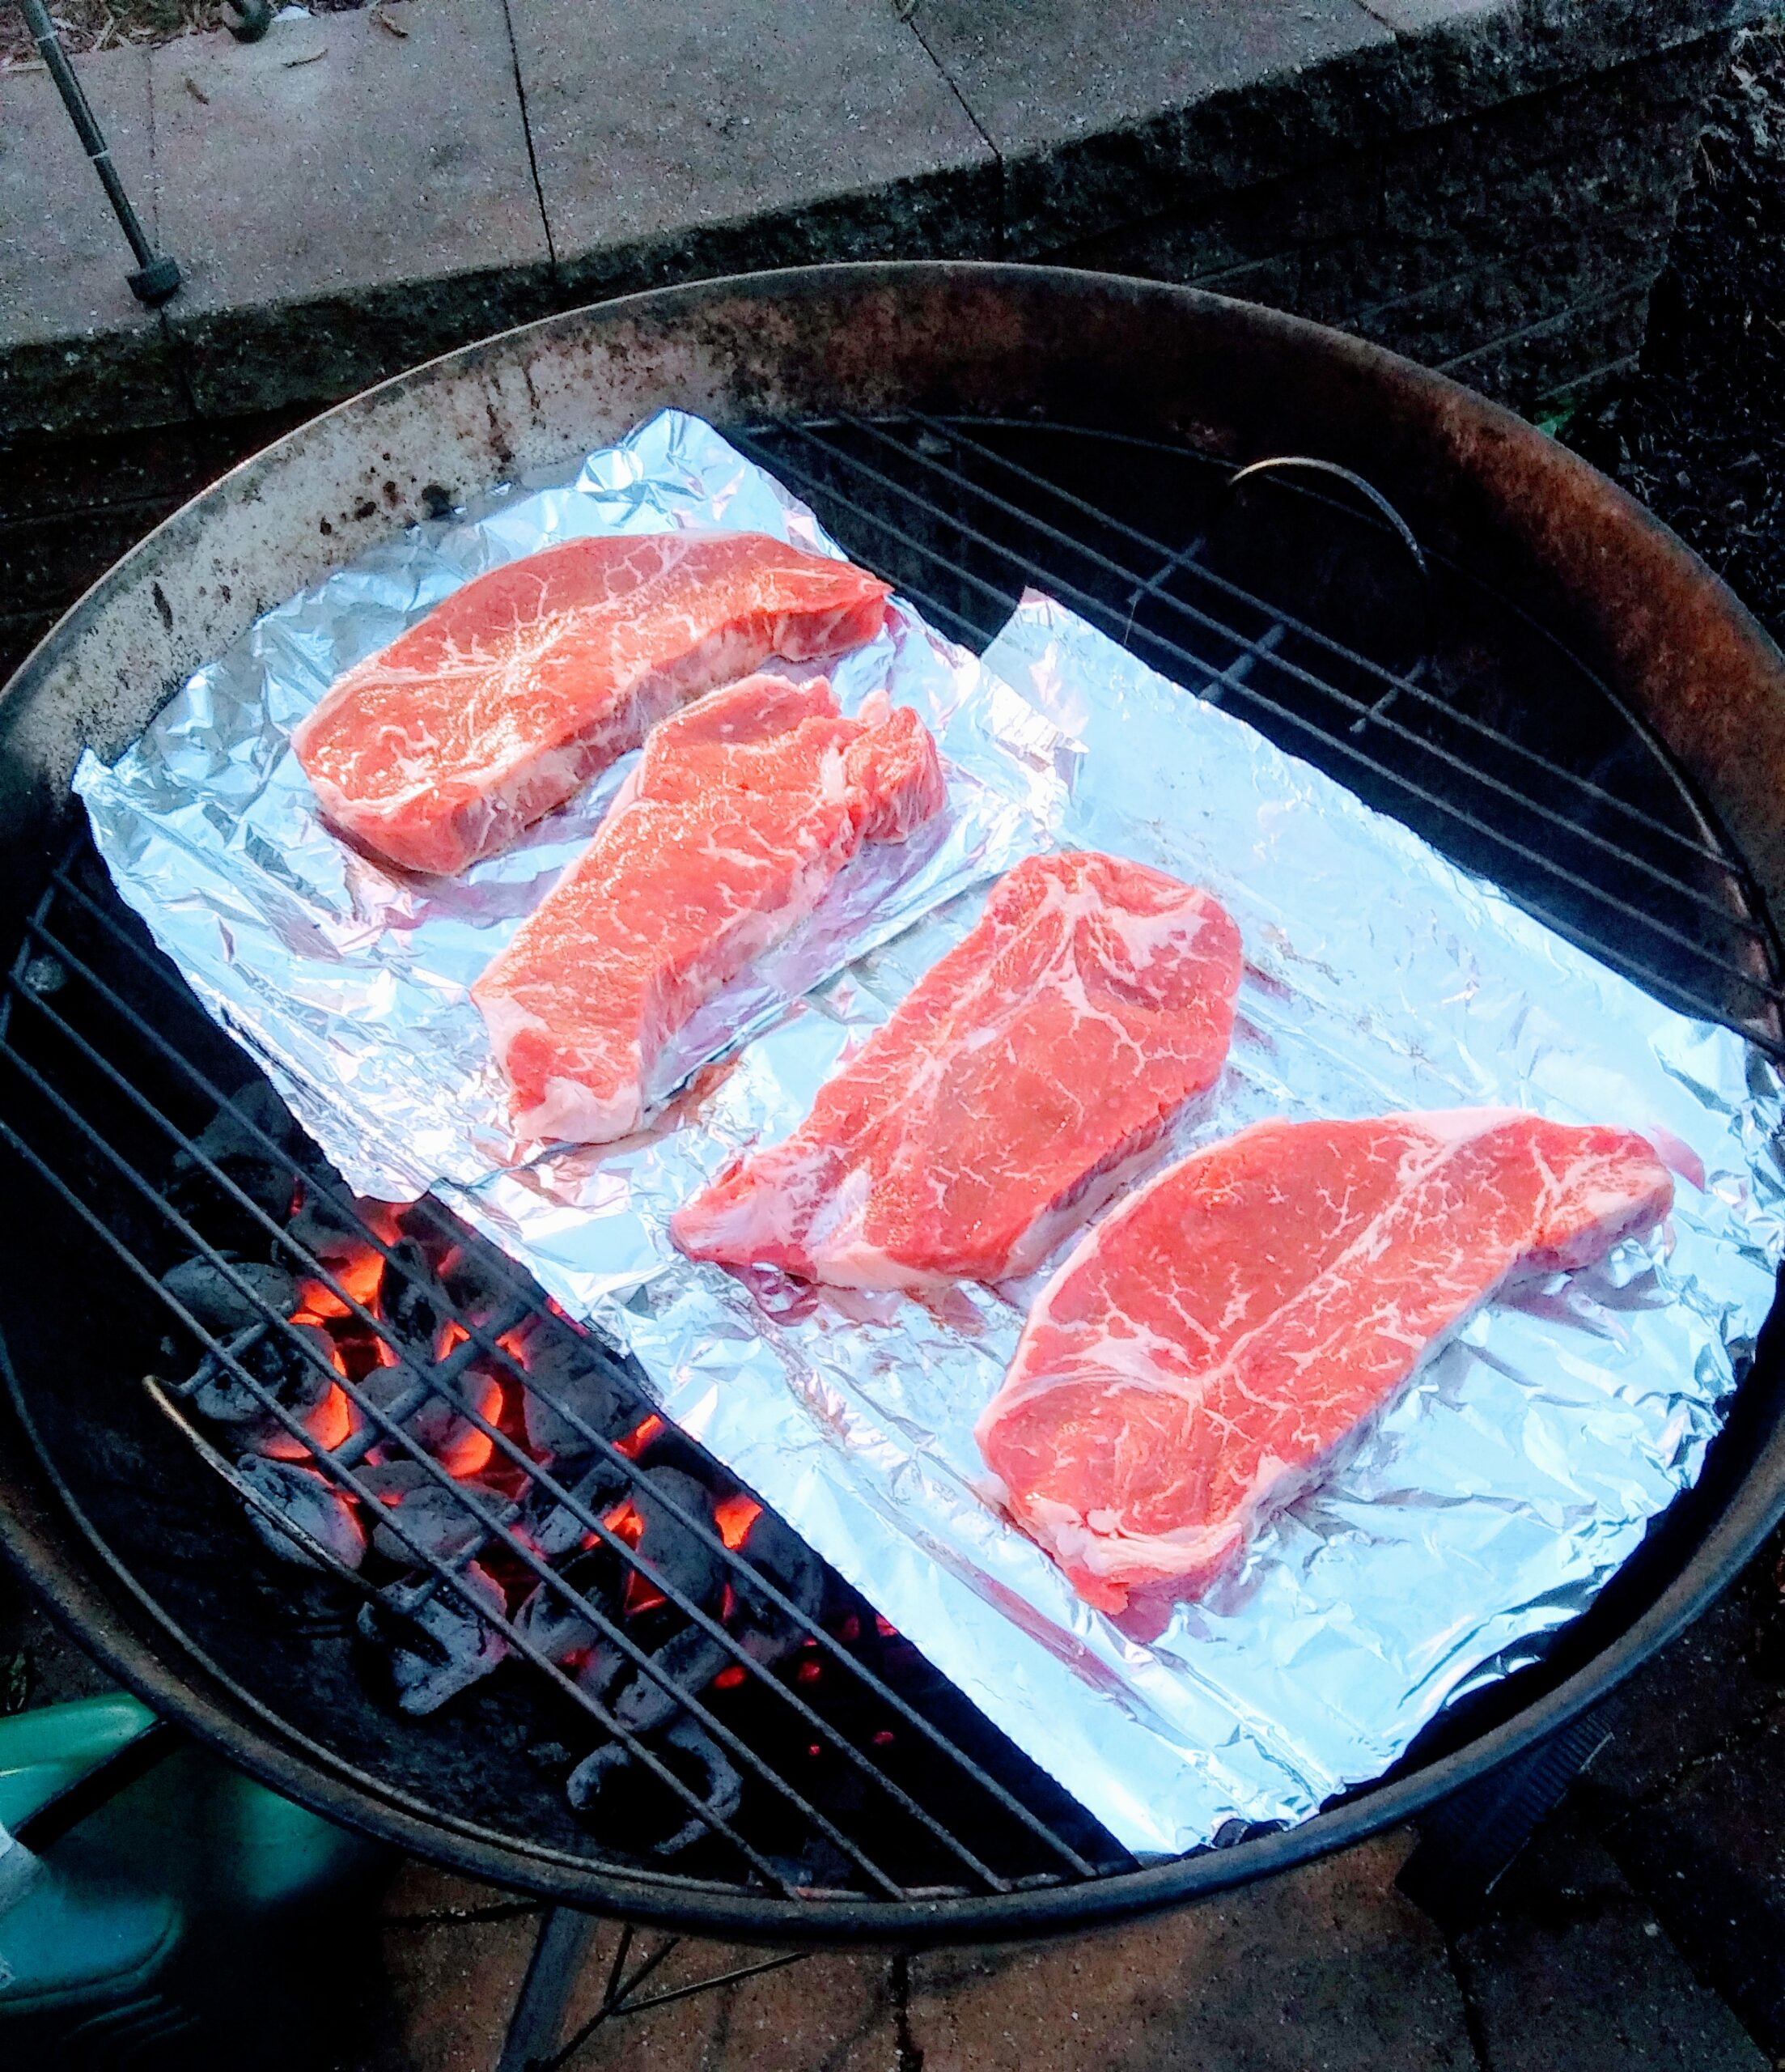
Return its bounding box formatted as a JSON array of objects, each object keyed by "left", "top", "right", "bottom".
[{"left": 4, "top": 261, "right": 1785, "bottom": 1944}]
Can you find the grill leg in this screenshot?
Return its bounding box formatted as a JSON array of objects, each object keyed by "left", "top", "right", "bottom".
[
  {"left": 1395, "top": 1701, "right": 1619, "bottom": 1933},
  {"left": 496, "top": 1910, "right": 819, "bottom": 2072},
  {"left": 496, "top": 1908, "right": 599, "bottom": 2072}
]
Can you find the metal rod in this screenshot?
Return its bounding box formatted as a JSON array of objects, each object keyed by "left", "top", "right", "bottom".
[
  {"left": 13, "top": 0, "right": 181, "bottom": 304},
  {"left": 893, "top": 411, "right": 1746, "bottom": 878},
  {"left": 4, "top": 947, "right": 1030, "bottom": 1893},
  {"left": 736, "top": 430, "right": 1784, "bottom": 1021},
  {"left": 35, "top": 864, "right": 1108, "bottom": 1879},
  {"left": 497, "top": 1908, "right": 600, "bottom": 2072},
  {"left": 0, "top": 1045, "right": 819, "bottom": 1893},
  {"left": 777, "top": 417, "right": 1763, "bottom": 940},
  {"left": 3, "top": 918, "right": 1086, "bottom": 1890}
]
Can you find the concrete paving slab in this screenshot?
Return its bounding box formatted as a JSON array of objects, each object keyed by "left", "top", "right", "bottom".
[
  {"left": 150, "top": 0, "right": 552, "bottom": 416},
  {"left": 1582, "top": 1526, "right": 1785, "bottom": 1808},
  {"left": 1355, "top": 0, "right": 1508, "bottom": 34},
  {"left": 906, "top": 1832, "right": 1473, "bottom": 2072},
  {"left": 1457, "top": 1815, "right": 1767, "bottom": 2072},
  {"left": 908, "top": 0, "right": 1393, "bottom": 248},
  {"left": 0, "top": 46, "right": 185, "bottom": 436},
  {"left": 554, "top": 1936, "right": 894, "bottom": 2072},
  {"left": 379, "top": 1856, "right": 545, "bottom": 1926},
  {"left": 369, "top": 1905, "right": 544, "bottom": 2072},
  {"left": 1605, "top": 1709, "right": 1785, "bottom": 2054},
  {"left": 507, "top": 0, "right": 999, "bottom": 302}
]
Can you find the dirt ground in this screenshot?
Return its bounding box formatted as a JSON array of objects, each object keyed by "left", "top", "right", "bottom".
[
  {"left": 0, "top": 0, "right": 368, "bottom": 68},
  {"left": 1561, "top": 20, "right": 1785, "bottom": 644}
]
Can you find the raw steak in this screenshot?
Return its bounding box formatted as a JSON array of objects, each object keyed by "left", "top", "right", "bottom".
[
  {"left": 671, "top": 851, "right": 1243, "bottom": 1289},
  {"left": 977, "top": 1109, "right": 1675, "bottom": 1613},
  {"left": 293, "top": 531, "right": 892, "bottom": 875},
  {"left": 473, "top": 674, "right": 943, "bottom": 1144}
]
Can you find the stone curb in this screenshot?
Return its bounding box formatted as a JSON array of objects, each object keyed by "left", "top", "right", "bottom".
[{"left": 0, "top": 0, "right": 1774, "bottom": 443}]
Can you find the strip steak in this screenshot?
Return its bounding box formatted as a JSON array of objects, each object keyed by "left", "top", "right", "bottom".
[
  {"left": 671, "top": 851, "right": 1243, "bottom": 1289},
  {"left": 293, "top": 531, "right": 892, "bottom": 874},
  {"left": 473, "top": 674, "right": 943, "bottom": 1144},
  {"left": 977, "top": 1109, "right": 1675, "bottom": 1613}
]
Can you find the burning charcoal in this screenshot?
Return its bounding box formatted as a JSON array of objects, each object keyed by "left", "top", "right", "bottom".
[
  {"left": 185, "top": 1080, "right": 302, "bottom": 1161},
  {"left": 630, "top": 1468, "right": 725, "bottom": 1614},
  {"left": 575, "top": 1636, "right": 631, "bottom": 1708},
  {"left": 169, "top": 1089, "right": 296, "bottom": 1231},
  {"left": 517, "top": 1327, "right": 645, "bottom": 1460},
  {"left": 357, "top": 1358, "right": 494, "bottom": 1467},
  {"left": 729, "top": 1507, "right": 827, "bottom": 1640},
  {"left": 514, "top": 1541, "right": 624, "bottom": 1663},
  {"left": 287, "top": 1179, "right": 371, "bottom": 1268},
  {"left": 611, "top": 1625, "right": 733, "bottom": 1736},
  {"left": 435, "top": 1225, "right": 512, "bottom": 1321},
  {"left": 378, "top": 1236, "right": 451, "bottom": 1352},
  {"left": 192, "top": 1320, "right": 336, "bottom": 1434},
  {"left": 523, "top": 1453, "right": 630, "bottom": 1560},
  {"left": 566, "top": 1717, "right": 742, "bottom": 1856},
  {"left": 235, "top": 1455, "right": 366, "bottom": 1571},
  {"left": 160, "top": 1255, "right": 297, "bottom": 1339},
  {"left": 358, "top": 1459, "right": 506, "bottom": 1566},
  {"left": 362, "top": 1562, "right": 510, "bottom": 1716}
]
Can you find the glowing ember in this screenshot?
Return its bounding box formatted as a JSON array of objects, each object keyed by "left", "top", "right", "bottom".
[
  {"left": 494, "top": 1327, "right": 530, "bottom": 1369},
  {"left": 261, "top": 1382, "right": 354, "bottom": 1459},
  {"left": 433, "top": 1318, "right": 470, "bottom": 1361},
  {"left": 616, "top": 1414, "right": 664, "bottom": 1458},
  {"left": 434, "top": 1374, "right": 502, "bottom": 1479},
  {"left": 292, "top": 1277, "right": 347, "bottom": 1321},
  {"left": 712, "top": 1664, "right": 747, "bottom": 1690},
  {"left": 713, "top": 1495, "right": 761, "bottom": 1550},
  {"left": 623, "top": 1572, "right": 668, "bottom": 1616}
]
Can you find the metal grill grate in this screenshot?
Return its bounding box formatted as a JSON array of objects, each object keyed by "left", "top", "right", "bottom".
[
  {"left": 734, "top": 416, "right": 1783, "bottom": 1047},
  {"left": 1, "top": 414, "right": 1779, "bottom": 1913}
]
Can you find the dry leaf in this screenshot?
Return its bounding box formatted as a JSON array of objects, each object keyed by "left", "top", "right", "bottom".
[
  {"left": 283, "top": 44, "right": 326, "bottom": 66},
  {"left": 373, "top": 7, "right": 409, "bottom": 36},
  {"left": 184, "top": 74, "right": 210, "bottom": 103}
]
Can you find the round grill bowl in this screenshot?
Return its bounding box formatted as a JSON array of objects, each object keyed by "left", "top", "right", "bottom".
[{"left": 2, "top": 263, "right": 1784, "bottom": 1947}]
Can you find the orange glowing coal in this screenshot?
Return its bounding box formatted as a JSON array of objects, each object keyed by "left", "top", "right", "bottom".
[
  {"left": 293, "top": 1235, "right": 384, "bottom": 1320},
  {"left": 261, "top": 1383, "right": 354, "bottom": 1460},
  {"left": 433, "top": 1318, "right": 470, "bottom": 1361},
  {"left": 616, "top": 1414, "right": 664, "bottom": 1459},
  {"left": 430, "top": 1372, "right": 503, "bottom": 1480},
  {"left": 713, "top": 1495, "right": 761, "bottom": 1551},
  {"left": 624, "top": 1573, "right": 668, "bottom": 1616},
  {"left": 602, "top": 1500, "right": 642, "bottom": 1539}
]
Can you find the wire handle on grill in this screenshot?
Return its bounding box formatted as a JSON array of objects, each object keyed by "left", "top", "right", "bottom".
[{"left": 1217, "top": 455, "right": 1433, "bottom": 691}]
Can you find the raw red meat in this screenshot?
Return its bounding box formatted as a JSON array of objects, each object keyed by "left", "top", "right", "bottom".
[
  {"left": 671, "top": 851, "right": 1243, "bottom": 1289},
  {"left": 292, "top": 531, "right": 892, "bottom": 875},
  {"left": 473, "top": 675, "right": 943, "bottom": 1144},
  {"left": 977, "top": 1109, "right": 1675, "bottom": 1614}
]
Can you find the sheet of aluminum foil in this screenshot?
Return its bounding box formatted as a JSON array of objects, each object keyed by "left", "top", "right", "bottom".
[
  {"left": 75, "top": 413, "right": 1067, "bottom": 1201},
  {"left": 75, "top": 420, "right": 1785, "bottom": 1861}
]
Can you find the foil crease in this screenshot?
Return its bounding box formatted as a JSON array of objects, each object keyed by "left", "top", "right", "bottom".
[{"left": 75, "top": 420, "right": 1785, "bottom": 1861}]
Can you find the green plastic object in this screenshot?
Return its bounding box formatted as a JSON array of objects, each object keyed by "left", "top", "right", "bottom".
[{"left": 0, "top": 1694, "right": 388, "bottom": 2068}]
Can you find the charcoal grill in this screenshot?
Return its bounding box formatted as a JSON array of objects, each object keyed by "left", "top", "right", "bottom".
[{"left": 3, "top": 265, "right": 1785, "bottom": 1993}]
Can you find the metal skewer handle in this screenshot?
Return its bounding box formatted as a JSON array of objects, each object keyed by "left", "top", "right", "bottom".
[{"left": 14, "top": 0, "right": 181, "bottom": 304}]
